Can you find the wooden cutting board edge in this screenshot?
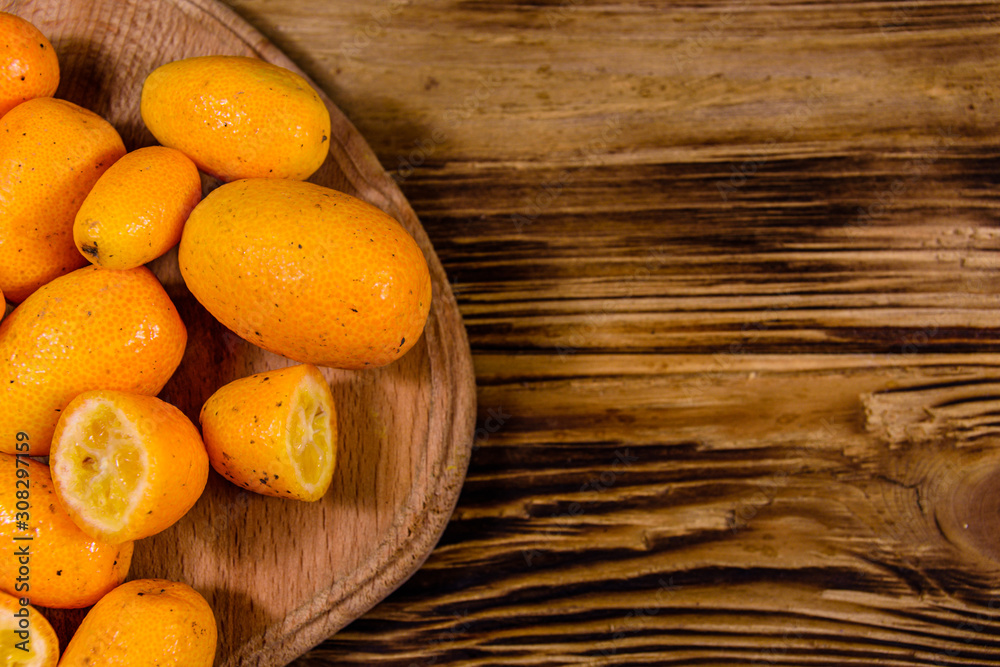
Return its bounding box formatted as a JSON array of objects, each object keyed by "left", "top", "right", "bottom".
[
  {"left": 27, "top": 0, "right": 478, "bottom": 662},
  {"left": 184, "top": 1, "right": 480, "bottom": 661}
]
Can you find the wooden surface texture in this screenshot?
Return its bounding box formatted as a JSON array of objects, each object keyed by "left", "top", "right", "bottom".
[
  {"left": 11, "top": 0, "right": 1000, "bottom": 663},
  {"left": 1, "top": 0, "right": 476, "bottom": 665},
  {"left": 212, "top": 0, "right": 1000, "bottom": 665}
]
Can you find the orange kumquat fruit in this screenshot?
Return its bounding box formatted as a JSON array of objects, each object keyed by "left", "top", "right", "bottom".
[
  {"left": 74, "top": 145, "right": 202, "bottom": 270},
  {"left": 0, "top": 454, "right": 133, "bottom": 609},
  {"left": 141, "top": 55, "right": 330, "bottom": 182},
  {"left": 50, "top": 390, "right": 209, "bottom": 544},
  {"left": 0, "top": 265, "right": 187, "bottom": 457},
  {"left": 0, "top": 12, "right": 59, "bottom": 118},
  {"left": 58, "top": 579, "right": 217, "bottom": 667},
  {"left": 200, "top": 364, "right": 336, "bottom": 501},
  {"left": 0, "top": 97, "right": 125, "bottom": 302}
]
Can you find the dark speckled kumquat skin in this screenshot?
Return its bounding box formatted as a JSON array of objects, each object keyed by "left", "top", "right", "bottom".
[
  {"left": 0, "top": 12, "right": 59, "bottom": 119},
  {"left": 0, "top": 265, "right": 187, "bottom": 456},
  {"left": 58, "top": 578, "right": 216, "bottom": 666},
  {"left": 140, "top": 55, "right": 330, "bottom": 183},
  {"left": 178, "top": 178, "right": 432, "bottom": 370},
  {"left": 0, "top": 97, "right": 125, "bottom": 303}
]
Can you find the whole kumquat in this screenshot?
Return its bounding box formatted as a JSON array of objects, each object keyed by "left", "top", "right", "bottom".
[
  {"left": 141, "top": 55, "right": 330, "bottom": 181},
  {"left": 0, "top": 12, "right": 59, "bottom": 118},
  {"left": 58, "top": 579, "right": 217, "bottom": 667},
  {"left": 74, "top": 145, "right": 202, "bottom": 270},
  {"left": 0, "top": 265, "right": 187, "bottom": 456},
  {"left": 179, "top": 178, "right": 431, "bottom": 369},
  {"left": 0, "top": 97, "right": 125, "bottom": 302}
]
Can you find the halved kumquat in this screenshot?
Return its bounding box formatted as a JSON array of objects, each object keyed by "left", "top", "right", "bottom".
[
  {"left": 200, "top": 364, "right": 336, "bottom": 501},
  {"left": 50, "top": 390, "right": 209, "bottom": 544},
  {"left": 0, "top": 590, "right": 58, "bottom": 666}
]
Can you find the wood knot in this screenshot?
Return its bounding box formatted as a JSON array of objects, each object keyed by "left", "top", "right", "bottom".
[
  {"left": 859, "top": 379, "right": 1000, "bottom": 574},
  {"left": 932, "top": 450, "right": 1000, "bottom": 566}
]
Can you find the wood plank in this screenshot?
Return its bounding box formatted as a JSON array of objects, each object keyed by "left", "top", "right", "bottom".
[
  {"left": 299, "top": 355, "right": 1000, "bottom": 665},
  {"left": 219, "top": 0, "right": 1000, "bottom": 664}
]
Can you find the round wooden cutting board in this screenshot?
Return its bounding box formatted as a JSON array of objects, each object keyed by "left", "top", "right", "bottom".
[{"left": 0, "top": 0, "right": 477, "bottom": 664}]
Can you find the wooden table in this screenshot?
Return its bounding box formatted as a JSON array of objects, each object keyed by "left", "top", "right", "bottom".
[{"left": 222, "top": 1, "right": 1000, "bottom": 664}]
